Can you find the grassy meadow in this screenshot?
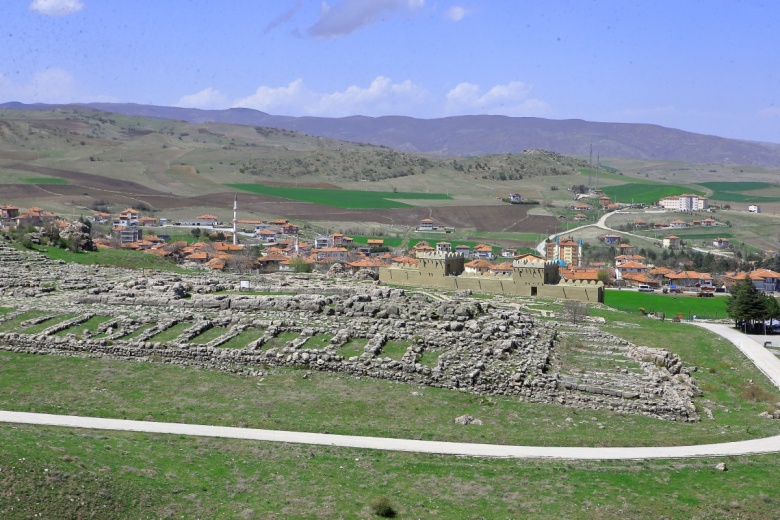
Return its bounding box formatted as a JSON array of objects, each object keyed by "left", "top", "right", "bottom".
[{"left": 599, "top": 183, "right": 706, "bottom": 205}]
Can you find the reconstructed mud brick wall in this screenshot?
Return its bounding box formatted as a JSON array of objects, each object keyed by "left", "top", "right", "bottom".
[{"left": 380, "top": 253, "right": 603, "bottom": 303}]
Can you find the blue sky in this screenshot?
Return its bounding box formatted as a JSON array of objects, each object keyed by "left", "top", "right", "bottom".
[{"left": 2, "top": 0, "right": 779, "bottom": 143}]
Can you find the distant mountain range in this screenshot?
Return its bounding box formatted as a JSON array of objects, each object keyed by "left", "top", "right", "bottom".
[{"left": 4, "top": 101, "right": 780, "bottom": 167}]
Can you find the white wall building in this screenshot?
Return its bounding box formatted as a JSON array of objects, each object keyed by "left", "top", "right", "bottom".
[{"left": 658, "top": 194, "right": 709, "bottom": 211}]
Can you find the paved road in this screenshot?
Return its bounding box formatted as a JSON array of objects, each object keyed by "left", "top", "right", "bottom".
[
  {"left": 3, "top": 323, "right": 780, "bottom": 460},
  {"left": 3, "top": 410, "right": 780, "bottom": 460}
]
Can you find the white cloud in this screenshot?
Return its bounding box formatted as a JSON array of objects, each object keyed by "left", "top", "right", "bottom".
[
  {"left": 445, "top": 81, "right": 550, "bottom": 116},
  {"left": 233, "top": 76, "right": 428, "bottom": 117},
  {"left": 176, "top": 88, "right": 228, "bottom": 110},
  {"left": 29, "top": 0, "right": 84, "bottom": 16},
  {"left": 0, "top": 68, "right": 77, "bottom": 103},
  {"left": 444, "top": 5, "right": 467, "bottom": 21},
  {"left": 308, "top": 0, "right": 424, "bottom": 38}
]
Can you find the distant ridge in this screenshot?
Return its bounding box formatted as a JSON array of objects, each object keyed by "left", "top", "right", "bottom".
[{"left": 3, "top": 102, "right": 780, "bottom": 167}]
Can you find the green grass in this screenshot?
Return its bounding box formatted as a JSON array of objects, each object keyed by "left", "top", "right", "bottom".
[
  {"left": 53, "top": 315, "right": 112, "bottom": 337},
  {"left": 604, "top": 290, "right": 728, "bottom": 319},
  {"left": 148, "top": 322, "right": 190, "bottom": 343},
  {"left": 305, "top": 333, "right": 335, "bottom": 349},
  {"left": 339, "top": 338, "right": 368, "bottom": 358},
  {"left": 217, "top": 328, "right": 265, "bottom": 349},
  {"left": 20, "top": 314, "right": 77, "bottom": 335},
  {"left": 600, "top": 183, "right": 706, "bottom": 205},
  {"left": 24, "top": 245, "right": 188, "bottom": 272},
  {"left": 380, "top": 339, "right": 411, "bottom": 360},
  {"left": 700, "top": 181, "right": 780, "bottom": 203},
  {"left": 189, "top": 327, "right": 229, "bottom": 345},
  {"left": 0, "top": 307, "right": 13, "bottom": 315},
  {"left": 226, "top": 183, "right": 452, "bottom": 209},
  {"left": 262, "top": 331, "right": 299, "bottom": 349},
  {"left": 21, "top": 177, "right": 69, "bottom": 184},
  {"left": 0, "top": 310, "right": 48, "bottom": 332},
  {"left": 119, "top": 323, "right": 155, "bottom": 340},
  {"left": 5, "top": 424, "right": 780, "bottom": 519}
]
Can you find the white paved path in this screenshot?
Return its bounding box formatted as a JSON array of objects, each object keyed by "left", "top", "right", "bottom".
[
  {"left": 3, "top": 410, "right": 780, "bottom": 461},
  {"left": 4, "top": 323, "right": 780, "bottom": 460}
]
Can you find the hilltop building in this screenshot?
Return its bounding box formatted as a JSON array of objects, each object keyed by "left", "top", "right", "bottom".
[{"left": 659, "top": 194, "right": 708, "bottom": 211}]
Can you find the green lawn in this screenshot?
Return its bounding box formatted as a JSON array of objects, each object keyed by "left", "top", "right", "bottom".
[
  {"left": 226, "top": 183, "right": 452, "bottom": 209},
  {"left": 53, "top": 315, "right": 112, "bottom": 337},
  {"left": 380, "top": 339, "right": 412, "bottom": 360},
  {"left": 604, "top": 289, "right": 729, "bottom": 319}
]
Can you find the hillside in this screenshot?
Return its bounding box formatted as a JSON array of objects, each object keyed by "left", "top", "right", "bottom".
[{"left": 4, "top": 102, "right": 780, "bottom": 167}]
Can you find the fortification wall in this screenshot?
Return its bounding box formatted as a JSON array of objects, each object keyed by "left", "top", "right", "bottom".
[{"left": 379, "top": 268, "right": 603, "bottom": 303}]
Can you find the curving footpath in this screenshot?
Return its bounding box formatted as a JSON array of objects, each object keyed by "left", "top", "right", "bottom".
[{"left": 3, "top": 323, "right": 780, "bottom": 461}]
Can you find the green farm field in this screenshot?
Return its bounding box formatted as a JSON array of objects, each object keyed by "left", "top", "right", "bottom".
[
  {"left": 226, "top": 183, "right": 453, "bottom": 209},
  {"left": 604, "top": 289, "right": 730, "bottom": 319},
  {"left": 700, "top": 181, "right": 780, "bottom": 203},
  {"left": 600, "top": 183, "right": 706, "bottom": 204}
]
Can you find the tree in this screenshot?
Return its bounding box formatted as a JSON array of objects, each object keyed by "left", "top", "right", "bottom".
[
  {"left": 190, "top": 228, "right": 201, "bottom": 239},
  {"left": 726, "top": 275, "right": 767, "bottom": 333},
  {"left": 562, "top": 300, "right": 590, "bottom": 325}
]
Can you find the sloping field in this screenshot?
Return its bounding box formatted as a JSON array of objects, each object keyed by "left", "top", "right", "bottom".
[
  {"left": 700, "top": 182, "right": 780, "bottom": 203},
  {"left": 227, "top": 183, "right": 452, "bottom": 209}
]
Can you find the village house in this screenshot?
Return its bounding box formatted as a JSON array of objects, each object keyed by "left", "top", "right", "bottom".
[
  {"left": 329, "top": 233, "right": 345, "bottom": 247},
  {"left": 257, "top": 229, "right": 277, "bottom": 243},
  {"left": 662, "top": 235, "right": 681, "bottom": 249},
  {"left": 508, "top": 193, "right": 522, "bottom": 203},
  {"left": 712, "top": 237, "right": 730, "bottom": 249},
  {"left": 602, "top": 234, "right": 621, "bottom": 246},
  {"left": 473, "top": 244, "right": 495, "bottom": 260},
  {"left": 0, "top": 205, "right": 20, "bottom": 221},
  {"left": 280, "top": 223, "right": 299, "bottom": 235},
  {"left": 726, "top": 269, "right": 780, "bottom": 292},
  {"left": 748, "top": 204, "right": 761, "bottom": 213},
  {"left": 91, "top": 211, "right": 111, "bottom": 223},
  {"left": 701, "top": 218, "right": 717, "bottom": 226},
  {"left": 615, "top": 260, "right": 648, "bottom": 280},
  {"left": 117, "top": 208, "right": 139, "bottom": 226},
  {"left": 489, "top": 261, "right": 514, "bottom": 276},
  {"left": 315, "top": 247, "right": 348, "bottom": 262},
  {"left": 665, "top": 270, "right": 713, "bottom": 290},
  {"left": 418, "top": 218, "right": 434, "bottom": 231},
  {"left": 454, "top": 244, "right": 471, "bottom": 256},
  {"left": 572, "top": 203, "right": 593, "bottom": 211},
  {"left": 598, "top": 196, "right": 611, "bottom": 208},
  {"left": 16, "top": 207, "right": 58, "bottom": 226},
  {"left": 617, "top": 243, "right": 635, "bottom": 256},
  {"left": 435, "top": 241, "right": 452, "bottom": 253},
  {"left": 500, "top": 247, "right": 517, "bottom": 258},
  {"left": 313, "top": 234, "right": 330, "bottom": 249},
  {"left": 118, "top": 227, "right": 143, "bottom": 244},
  {"left": 137, "top": 216, "right": 159, "bottom": 227},
  {"left": 573, "top": 213, "right": 587, "bottom": 221},
  {"left": 464, "top": 259, "right": 493, "bottom": 275},
  {"left": 633, "top": 219, "right": 647, "bottom": 229},
  {"left": 669, "top": 219, "right": 688, "bottom": 228}
]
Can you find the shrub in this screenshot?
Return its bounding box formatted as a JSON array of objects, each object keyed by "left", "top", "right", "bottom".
[{"left": 370, "top": 496, "right": 396, "bottom": 518}]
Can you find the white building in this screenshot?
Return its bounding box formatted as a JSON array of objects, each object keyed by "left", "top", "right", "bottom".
[
  {"left": 749, "top": 204, "right": 761, "bottom": 213},
  {"left": 658, "top": 194, "right": 708, "bottom": 211}
]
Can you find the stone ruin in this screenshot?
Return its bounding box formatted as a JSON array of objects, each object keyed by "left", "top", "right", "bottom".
[{"left": 0, "top": 242, "right": 700, "bottom": 421}]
